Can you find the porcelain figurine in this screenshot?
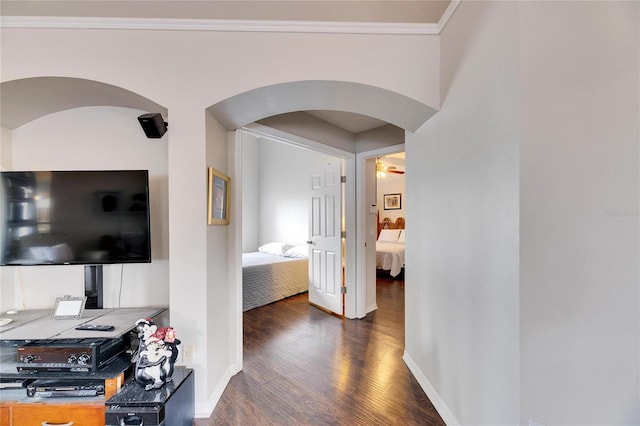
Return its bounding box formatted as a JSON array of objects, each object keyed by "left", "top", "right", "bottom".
[{"left": 133, "top": 319, "right": 181, "bottom": 390}]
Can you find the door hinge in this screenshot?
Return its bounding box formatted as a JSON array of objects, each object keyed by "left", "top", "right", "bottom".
[
  {"left": 341, "top": 175, "right": 346, "bottom": 183},
  {"left": 341, "top": 231, "right": 347, "bottom": 238},
  {"left": 341, "top": 286, "right": 347, "bottom": 294}
]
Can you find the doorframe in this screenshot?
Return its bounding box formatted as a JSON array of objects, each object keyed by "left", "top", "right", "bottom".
[
  {"left": 231, "top": 125, "right": 405, "bottom": 373},
  {"left": 355, "top": 143, "right": 405, "bottom": 316},
  {"left": 231, "top": 123, "right": 358, "bottom": 340}
]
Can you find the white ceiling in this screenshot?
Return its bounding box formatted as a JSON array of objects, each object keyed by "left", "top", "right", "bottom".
[
  {"left": 381, "top": 151, "right": 405, "bottom": 169},
  {"left": 306, "top": 110, "right": 388, "bottom": 134}
]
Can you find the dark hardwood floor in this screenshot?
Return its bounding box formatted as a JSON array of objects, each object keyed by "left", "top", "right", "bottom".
[{"left": 196, "top": 277, "right": 445, "bottom": 425}]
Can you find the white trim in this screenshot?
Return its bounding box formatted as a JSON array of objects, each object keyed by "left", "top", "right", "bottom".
[
  {"left": 355, "top": 143, "right": 405, "bottom": 319},
  {"left": 403, "top": 351, "right": 461, "bottom": 426},
  {"left": 437, "top": 0, "right": 462, "bottom": 33},
  {"left": 354, "top": 154, "right": 370, "bottom": 319},
  {"left": 358, "top": 144, "right": 406, "bottom": 161},
  {"left": 0, "top": 16, "right": 441, "bottom": 35},
  {"left": 342, "top": 155, "right": 357, "bottom": 319},
  {"left": 230, "top": 130, "right": 244, "bottom": 375},
  {"left": 242, "top": 123, "right": 353, "bottom": 159},
  {"left": 194, "top": 364, "right": 236, "bottom": 419}
]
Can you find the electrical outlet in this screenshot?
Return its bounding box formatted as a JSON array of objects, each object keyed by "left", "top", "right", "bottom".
[{"left": 183, "top": 344, "right": 194, "bottom": 363}]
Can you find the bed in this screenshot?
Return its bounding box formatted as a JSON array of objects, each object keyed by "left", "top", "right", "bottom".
[
  {"left": 242, "top": 243, "right": 309, "bottom": 311},
  {"left": 376, "top": 216, "right": 406, "bottom": 278}
]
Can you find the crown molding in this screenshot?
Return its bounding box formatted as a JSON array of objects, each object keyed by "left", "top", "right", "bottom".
[
  {"left": 0, "top": 16, "right": 443, "bottom": 35},
  {"left": 437, "top": 0, "right": 461, "bottom": 33},
  {"left": 0, "top": 1, "right": 460, "bottom": 35}
]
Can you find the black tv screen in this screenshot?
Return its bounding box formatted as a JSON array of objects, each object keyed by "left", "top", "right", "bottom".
[{"left": 0, "top": 170, "right": 151, "bottom": 266}]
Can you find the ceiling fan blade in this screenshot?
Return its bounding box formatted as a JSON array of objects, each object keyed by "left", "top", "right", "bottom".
[{"left": 376, "top": 158, "right": 404, "bottom": 175}]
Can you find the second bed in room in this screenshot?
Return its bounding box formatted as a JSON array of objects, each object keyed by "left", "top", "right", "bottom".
[{"left": 376, "top": 228, "right": 405, "bottom": 277}]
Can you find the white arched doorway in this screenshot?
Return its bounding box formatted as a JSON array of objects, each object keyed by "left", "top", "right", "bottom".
[{"left": 206, "top": 79, "right": 437, "bottom": 373}]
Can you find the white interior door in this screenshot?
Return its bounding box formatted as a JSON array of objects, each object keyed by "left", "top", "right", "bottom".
[{"left": 308, "top": 160, "right": 343, "bottom": 316}]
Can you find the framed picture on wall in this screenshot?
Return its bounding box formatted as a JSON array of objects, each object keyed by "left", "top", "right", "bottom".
[
  {"left": 383, "top": 193, "right": 402, "bottom": 210},
  {"left": 208, "top": 167, "right": 230, "bottom": 225}
]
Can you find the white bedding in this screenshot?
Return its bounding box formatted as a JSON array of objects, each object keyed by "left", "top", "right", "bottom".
[
  {"left": 242, "top": 251, "right": 308, "bottom": 311},
  {"left": 376, "top": 241, "right": 405, "bottom": 277}
]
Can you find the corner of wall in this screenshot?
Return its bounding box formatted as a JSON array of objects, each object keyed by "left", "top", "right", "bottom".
[
  {"left": 195, "top": 363, "right": 236, "bottom": 419},
  {"left": 0, "top": 127, "right": 13, "bottom": 170},
  {"left": 402, "top": 351, "right": 461, "bottom": 425}
]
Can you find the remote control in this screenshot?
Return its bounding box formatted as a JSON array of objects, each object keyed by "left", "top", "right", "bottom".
[{"left": 75, "top": 324, "right": 115, "bottom": 331}]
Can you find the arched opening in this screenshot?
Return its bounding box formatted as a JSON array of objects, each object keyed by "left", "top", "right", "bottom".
[
  {"left": 0, "top": 76, "right": 170, "bottom": 311},
  {"left": 0, "top": 77, "right": 167, "bottom": 130},
  {"left": 208, "top": 80, "right": 437, "bottom": 133},
  {"left": 205, "top": 80, "right": 437, "bottom": 396}
]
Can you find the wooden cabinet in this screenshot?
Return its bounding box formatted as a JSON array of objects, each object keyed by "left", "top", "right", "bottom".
[
  {"left": 0, "top": 406, "right": 10, "bottom": 426},
  {"left": 2, "top": 400, "right": 105, "bottom": 426},
  {"left": 0, "top": 371, "right": 124, "bottom": 426}
]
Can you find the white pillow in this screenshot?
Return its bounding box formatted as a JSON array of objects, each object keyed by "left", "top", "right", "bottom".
[
  {"left": 378, "top": 229, "right": 400, "bottom": 242},
  {"left": 283, "top": 245, "right": 308, "bottom": 258},
  {"left": 398, "top": 230, "right": 405, "bottom": 243},
  {"left": 258, "top": 242, "right": 289, "bottom": 256}
]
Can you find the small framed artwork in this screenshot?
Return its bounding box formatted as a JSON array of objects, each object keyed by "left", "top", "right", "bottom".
[
  {"left": 383, "top": 193, "right": 402, "bottom": 210},
  {"left": 51, "top": 295, "right": 86, "bottom": 319},
  {"left": 208, "top": 167, "right": 230, "bottom": 225}
]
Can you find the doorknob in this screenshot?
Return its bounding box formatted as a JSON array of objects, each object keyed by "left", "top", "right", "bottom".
[{"left": 306, "top": 240, "right": 314, "bottom": 245}]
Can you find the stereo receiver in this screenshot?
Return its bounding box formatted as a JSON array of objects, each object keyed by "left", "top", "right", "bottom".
[{"left": 17, "top": 336, "right": 127, "bottom": 373}]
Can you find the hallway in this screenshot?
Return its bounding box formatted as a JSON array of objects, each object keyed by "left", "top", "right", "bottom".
[{"left": 198, "top": 277, "right": 444, "bottom": 425}]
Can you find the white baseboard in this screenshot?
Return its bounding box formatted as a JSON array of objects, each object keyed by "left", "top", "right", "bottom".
[
  {"left": 194, "top": 363, "right": 238, "bottom": 419},
  {"left": 366, "top": 303, "right": 378, "bottom": 314},
  {"left": 402, "top": 351, "right": 461, "bottom": 426}
]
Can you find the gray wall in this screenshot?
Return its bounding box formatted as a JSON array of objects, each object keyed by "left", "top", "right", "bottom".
[
  {"left": 5, "top": 106, "right": 170, "bottom": 309},
  {"left": 405, "top": 1, "right": 640, "bottom": 424},
  {"left": 241, "top": 133, "right": 340, "bottom": 252},
  {"left": 519, "top": 2, "right": 639, "bottom": 424},
  {"left": 405, "top": 2, "right": 520, "bottom": 423},
  {"left": 241, "top": 132, "right": 260, "bottom": 252},
  {"left": 377, "top": 171, "right": 405, "bottom": 223}
]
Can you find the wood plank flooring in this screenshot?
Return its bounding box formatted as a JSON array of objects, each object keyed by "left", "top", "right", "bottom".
[{"left": 195, "top": 277, "right": 445, "bottom": 425}]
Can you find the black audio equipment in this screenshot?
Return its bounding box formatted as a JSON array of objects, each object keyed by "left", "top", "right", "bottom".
[
  {"left": 106, "top": 368, "right": 194, "bottom": 426},
  {"left": 26, "top": 379, "right": 105, "bottom": 397},
  {"left": 17, "top": 336, "right": 127, "bottom": 373},
  {"left": 137, "top": 113, "right": 167, "bottom": 138}
]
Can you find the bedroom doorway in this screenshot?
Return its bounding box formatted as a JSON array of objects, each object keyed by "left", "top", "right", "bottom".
[
  {"left": 355, "top": 145, "right": 405, "bottom": 317},
  {"left": 237, "top": 124, "right": 356, "bottom": 319},
  {"left": 375, "top": 152, "right": 406, "bottom": 280}
]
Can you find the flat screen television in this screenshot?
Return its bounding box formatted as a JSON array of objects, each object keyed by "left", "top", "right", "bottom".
[{"left": 0, "top": 170, "right": 151, "bottom": 266}]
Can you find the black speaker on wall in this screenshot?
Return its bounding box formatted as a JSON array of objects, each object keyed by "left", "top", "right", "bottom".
[{"left": 138, "top": 113, "right": 168, "bottom": 138}]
